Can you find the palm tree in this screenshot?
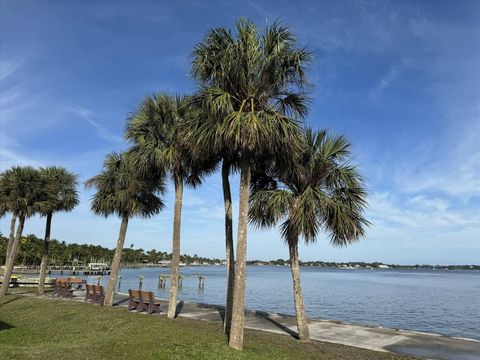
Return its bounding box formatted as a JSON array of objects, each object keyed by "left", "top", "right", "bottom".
[
  {"left": 0, "top": 176, "right": 17, "bottom": 269},
  {"left": 37, "top": 167, "right": 79, "bottom": 294},
  {"left": 126, "top": 93, "right": 213, "bottom": 319},
  {"left": 189, "top": 19, "right": 311, "bottom": 349},
  {"left": 2, "top": 217, "right": 16, "bottom": 272},
  {"left": 249, "top": 129, "right": 369, "bottom": 342},
  {"left": 186, "top": 96, "right": 239, "bottom": 335},
  {"left": 86, "top": 152, "right": 165, "bottom": 306},
  {"left": 0, "top": 166, "right": 47, "bottom": 298}
]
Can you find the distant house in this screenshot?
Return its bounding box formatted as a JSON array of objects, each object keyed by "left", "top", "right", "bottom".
[
  {"left": 157, "top": 260, "right": 171, "bottom": 267},
  {"left": 378, "top": 264, "right": 390, "bottom": 269}
]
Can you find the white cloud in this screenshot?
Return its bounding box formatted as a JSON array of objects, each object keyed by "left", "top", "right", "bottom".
[{"left": 368, "top": 191, "right": 479, "bottom": 230}]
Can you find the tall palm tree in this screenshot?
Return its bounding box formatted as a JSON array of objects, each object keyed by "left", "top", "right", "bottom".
[
  {"left": 190, "top": 19, "right": 311, "bottom": 349},
  {"left": 86, "top": 152, "right": 165, "bottom": 306},
  {"left": 126, "top": 93, "right": 213, "bottom": 319},
  {"left": 0, "top": 166, "right": 47, "bottom": 298},
  {"left": 185, "top": 96, "right": 239, "bottom": 335},
  {"left": 249, "top": 129, "right": 369, "bottom": 341},
  {"left": 38, "top": 166, "right": 79, "bottom": 294}
]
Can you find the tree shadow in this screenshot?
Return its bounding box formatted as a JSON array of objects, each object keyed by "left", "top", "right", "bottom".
[
  {"left": 263, "top": 316, "right": 299, "bottom": 339},
  {"left": 0, "top": 320, "right": 13, "bottom": 331},
  {"left": 215, "top": 306, "right": 226, "bottom": 323},
  {"left": 0, "top": 296, "right": 22, "bottom": 307},
  {"left": 174, "top": 301, "right": 184, "bottom": 317},
  {"left": 113, "top": 296, "right": 129, "bottom": 306}
]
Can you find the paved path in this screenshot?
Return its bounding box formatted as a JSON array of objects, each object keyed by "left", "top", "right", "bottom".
[{"left": 39, "top": 291, "right": 480, "bottom": 360}]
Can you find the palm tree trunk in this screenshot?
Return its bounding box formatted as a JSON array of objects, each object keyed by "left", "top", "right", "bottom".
[
  {"left": 222, "top": 161, "right": 235, "bottom": 336},
  {"left": 4, "top": 214, "right": 16, "bottom": 270},
  {"left": 288, "top": 239, "right": 310, "bottom": 342},
  {"left": 38, "top": 212, "right": 52, "bottom": 294},
  {"left": 229, "top": 157, "right": 251, "bottom": 350},
  {"left": 167, "top": 177, "right": 183, "bottom": 319},
  {"left": 0, "top": 215, "right": 25, "bottom": 298},
  {"left": 105, "top": 216, "right": 129, "bottom": 306}
]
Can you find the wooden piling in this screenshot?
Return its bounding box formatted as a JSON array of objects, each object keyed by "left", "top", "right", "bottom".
[{"left": 158, "top": 275, "right": 167, "bottom": 288}]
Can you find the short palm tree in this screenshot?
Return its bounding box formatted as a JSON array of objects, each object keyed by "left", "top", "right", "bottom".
[
  {"left": 126, "top": 93, "right": 213, "bottom": 319},
  {"left": 86, "top": 152, "right": 165, "bottom": 306},
  {"left": 2, "top": 214, "right": 17, "bottom": 272},
  {"left": 0, "top": 166, "right": 47, "bottom": 298},
  {"left": 190, "top": 19, "right": 311, "bottom": 349},
  {"left": 0, "top": 173, "right": 17, "bottom": 268},
  {"left": 249, "top": 129, "right": 369, "bottom": 341},
  {"left": 38, "top": 166, "right": 79, "bottom": 294}
]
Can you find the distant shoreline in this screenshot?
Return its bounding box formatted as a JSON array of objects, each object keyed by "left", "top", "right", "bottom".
[{"left": 124, "top": 263, "right": 480, "bottom": 271}]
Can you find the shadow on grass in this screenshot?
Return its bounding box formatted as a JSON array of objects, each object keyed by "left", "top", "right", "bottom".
[
  {"left": 0, "top": 296, "right": 23, "bottom": 307},
  {"left": 0, "top": 320, "right": 13, "bottom": 331}
]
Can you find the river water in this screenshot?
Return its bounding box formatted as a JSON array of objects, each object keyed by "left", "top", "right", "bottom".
[{"left": 58, "top": 266, "right": 480, "bottom": 340}]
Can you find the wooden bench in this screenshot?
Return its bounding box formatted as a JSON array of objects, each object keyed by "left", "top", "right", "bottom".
[
  {"left": 93, "top": 285, "right": 105, "bottom": 306},
  {"left": 66, "top": 277, "right": 84, "bottom": 291},
  {"left": 52, "top": 279, "right": 74, "bottom": 298},
  {"left": 84, "top": 284, "right": 104, "bottom": 306},
  {"left": 53, "top": 277, "right": 85, "bottom": 298},
  {"left": 128, "top": 289, "right": 160, "bottom": 314},
  {"left": 85, "top": 284, "right": 94, "bottom": 302}
]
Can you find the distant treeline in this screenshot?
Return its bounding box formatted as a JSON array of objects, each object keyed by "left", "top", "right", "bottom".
[
  {"left": 0, "top": 234, "right": 222, "bottom": 266},
  {"left": 1, "top": 234, "right": 477, "bottom": 270},
  {"left": 247, "top": 259, "right": 480, "bottom": 270}
]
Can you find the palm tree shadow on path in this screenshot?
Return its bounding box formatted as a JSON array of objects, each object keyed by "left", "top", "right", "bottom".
[
  {"left": 174, "top": 301, "right": 184, "bottom": 318},
  {"left": 263, "top": 315, "right": 300, "bottom": 339}
]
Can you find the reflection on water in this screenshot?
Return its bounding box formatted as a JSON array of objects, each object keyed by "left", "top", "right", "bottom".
[{"left": 56, "top": 266, "right": 480, "bottom": 340}]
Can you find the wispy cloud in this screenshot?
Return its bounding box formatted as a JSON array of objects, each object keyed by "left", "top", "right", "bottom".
[
  {"left": 0, "top": 147, "right": 42, "bottom": 170},
  {"left": 0, "top": 57, "right": 24, "bottom": 80},
  {"left": 394, "top": 111, "right": 480, "bottom": 200},
  {"left": 66, "top": 105, "right": 123, "bottom": 144}
]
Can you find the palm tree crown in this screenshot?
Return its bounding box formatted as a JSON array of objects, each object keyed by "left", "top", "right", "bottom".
[
  {"left": 189, "top": 18, "right": 311, "bottom": 157},
  {"left": 126, "top": 93, "right": 211, "bottom": 185},
  {"left": 85, "top": 152, "right": 165, "bottom": 219},
  {"left": 0, "top": 166, "right": 48, "bottom": 218},
  {"left": 39, "top": 166, "right": 79, "bottom": 215},
  {"left": 250, "top": 128, "right": 369, "bottom": 246}
]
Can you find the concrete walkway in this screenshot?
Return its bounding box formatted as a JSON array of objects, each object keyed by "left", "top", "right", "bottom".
[{"left": 39, "top": 291, "right": 480, "bottom": 360}]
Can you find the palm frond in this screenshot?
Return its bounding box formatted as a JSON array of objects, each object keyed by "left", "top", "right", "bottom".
[{"left": 249, "top": 189, "right": 292, "bottom": 229}]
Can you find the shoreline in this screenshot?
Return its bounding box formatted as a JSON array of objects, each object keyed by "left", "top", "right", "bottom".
[
  {"left": 115, "top": 291, "right": 480, "bottom": 344},
  {"left": 5, "top": 289, "right": 480, "bottom": 359}
]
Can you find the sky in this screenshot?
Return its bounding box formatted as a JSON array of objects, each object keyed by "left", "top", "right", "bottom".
[{"left": 0, "top": 0, "right": 479, "bottom": 265}]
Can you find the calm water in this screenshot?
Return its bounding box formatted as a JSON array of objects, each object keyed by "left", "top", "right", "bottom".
[{"left": 60, "top": 266, "right": 480, "bottom": 340}]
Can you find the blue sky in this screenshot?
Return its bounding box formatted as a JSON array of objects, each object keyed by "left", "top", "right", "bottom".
[{"left": 1, "top": 0, "right": 479, "bottom": 264}]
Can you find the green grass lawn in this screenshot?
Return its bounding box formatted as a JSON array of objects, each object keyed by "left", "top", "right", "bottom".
[{"left": 0, "top": 291, "right": 416, "bottom": 360}]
